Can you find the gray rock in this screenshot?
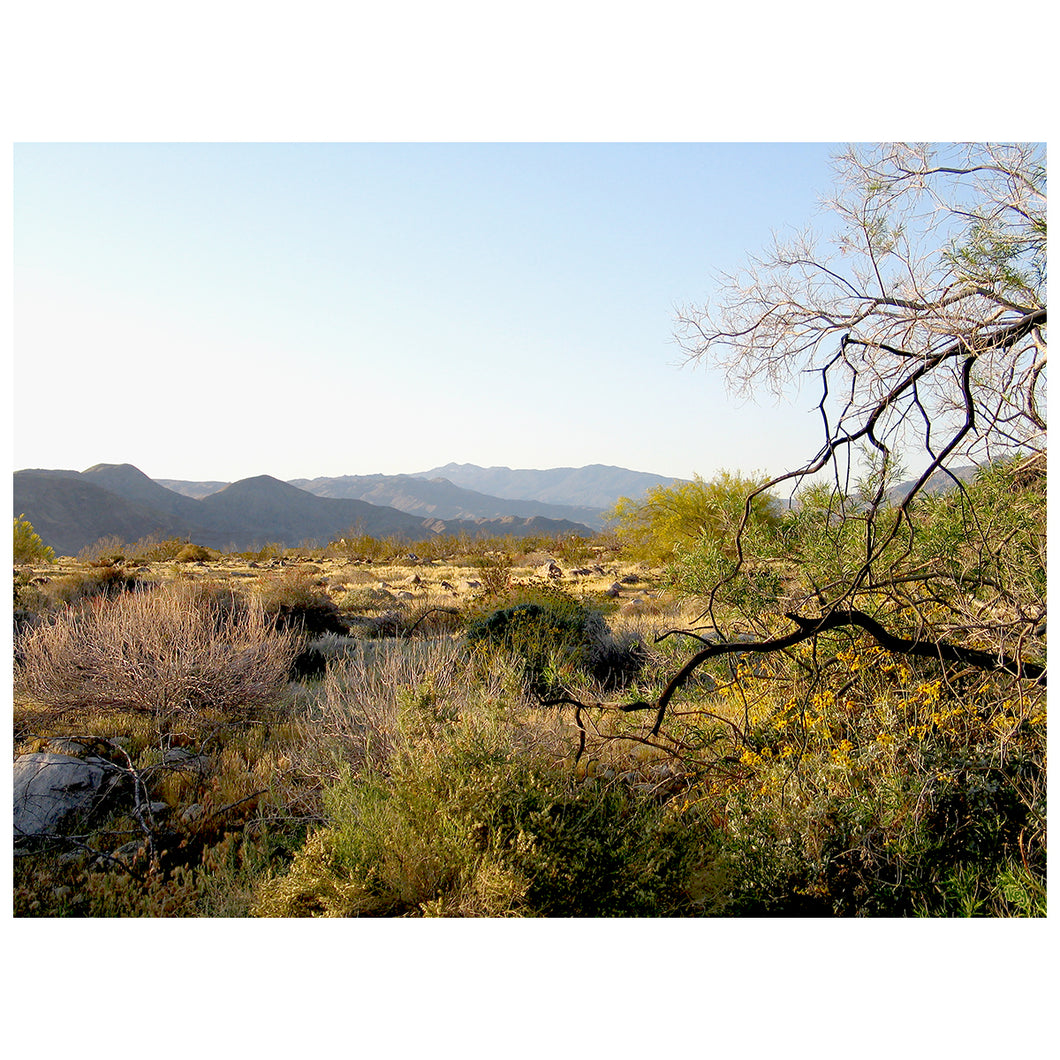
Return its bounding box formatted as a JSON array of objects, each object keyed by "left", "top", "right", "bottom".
[
  {"left": 181, "top": 803, "right": 205, "bottom": 824},
  {"left": 13, "top": 753, "right": 124, "bottom": 844},
  {"left": 162, "top": 747, "right": 212, "bottom": 779}
]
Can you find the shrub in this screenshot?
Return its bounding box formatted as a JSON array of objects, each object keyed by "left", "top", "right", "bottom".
[
  {"left": 465, "top": 585, "right": 643, "bottom": 693},
  {"left": 14, "top": 515, "right": 56, "bottom": 564},
  {"left": 465, "top": 587, "right": 601, "bottom": 692},
  {"left": 553, "top": 535, "right": 597, "bottom": 564},
  {"left": 253, "top": 568, "right": 347, "bottom": 635},
  {"left": 471, "top": 550, "right": 512, "bottom": 597},
  {"left": 607, "top": 471, "right": 782, "bottom": 562},
  {"left": 15, "top": 581, "right": 298, "bottom": 730},
  {"left": 123, "top": 536, "right": 192, "bottom": 563},
  {"left": 39, "top": 564, "right": 146, "bottom": 609},
  {"left": 77, "top": 534, "right": 127, "bottom": 564},
  {"left": 256, "top": 711, "right": 702, "bottom": 917},
  {"left": 175, "top": 543, "right": 215, "bottom": 563}
]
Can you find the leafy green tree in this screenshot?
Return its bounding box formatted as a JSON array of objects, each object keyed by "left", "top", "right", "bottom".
[
  {"left": 607, "top": 471, "right": 781, "bottom": 562},
  {"left": 13, "top": 514, "right": 55, "bottom": 564}
]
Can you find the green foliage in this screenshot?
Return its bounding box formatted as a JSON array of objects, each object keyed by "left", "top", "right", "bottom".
[
  {"left": 607, "top": 471, "right": 782, "bottom": 562},
  {"left": 256, "top": 714, "right": 702, "bottom": 918},
  {"left": 465, "top": 586, "right": 607, "bottom": 693},
  {"left": 13, "top": 515, "right": 55, "bottom": 564}
]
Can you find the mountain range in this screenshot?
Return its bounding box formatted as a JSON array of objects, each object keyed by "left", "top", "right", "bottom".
[{"left": 15, "top": 462, "right": 680, "bottom": 557}]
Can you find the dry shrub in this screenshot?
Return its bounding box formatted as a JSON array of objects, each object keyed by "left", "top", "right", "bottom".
[
  {"left": 301, "top": 637, "right": 466, "bottom": 779},
  {"left": 15, "top": 581, "right": 298, "bottom": 729}
]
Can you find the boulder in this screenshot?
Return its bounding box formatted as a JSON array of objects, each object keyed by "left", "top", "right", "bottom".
[{"left": 13, "top": 752, "right": 125, "bottom": 847}]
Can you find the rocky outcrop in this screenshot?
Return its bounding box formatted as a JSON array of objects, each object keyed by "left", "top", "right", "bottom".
[{"left": 13, "top": 751, "right": 126, "bottom": 849}]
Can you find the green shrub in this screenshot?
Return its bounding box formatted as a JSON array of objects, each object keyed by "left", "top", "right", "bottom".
[
  {"left": 256, "top": 714, "right": 703, "bottom": 917},
  {"left": 465, "top": 587, "right": 602, "bottom": 692},
  {"left": 465, "top": 585, "right": 645, "bottom": 694},
  {"left": 14, "top": 515, "right": 56, "bottom": 564}
]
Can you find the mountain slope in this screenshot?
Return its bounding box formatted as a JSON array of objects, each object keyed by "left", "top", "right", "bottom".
[
  {"left": 289, "top": 473, "right": 608, "bottom": 529},
  {"left": 14, "top": 470, "right": 204, "bottom": 555},
  {"left": 198, "top": 475, "right": 430, "bottom": 543},
  {"left": 83, "top": 463, "right": 207, "bottom": 521},
  {"left": 417, "top": 462, "right": 685, "bottom": 509},
  {"left": 13, "top": 466, "right": 598, "bottom": 556}
]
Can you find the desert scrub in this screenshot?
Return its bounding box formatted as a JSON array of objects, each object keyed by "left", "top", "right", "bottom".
[
  {"left": 672, "top": 639, "right": 1049, "bottom": 917},
  {"left": 465, "top": 585, "right": 642, "bottom": 693},
  {"left": 470, "top": 550, "right": 513, "bottom": 597},
  {"left": 293, "top": 635, "right": 488, "bottom": 782},
  {"left": 175, "top": 542, "right": 217, "bottom": 563},
  {"left": 15, "top": 580, "right": 298, "bottom": 731},
  {"left": 256, "top": 710, "right": 704, "bottom": 917},
  {"left": 252, "top": 567, "right": 346, "bottom": 635},
  {"left": 30, "top": 563, "right": 148, "bottom": 610}
]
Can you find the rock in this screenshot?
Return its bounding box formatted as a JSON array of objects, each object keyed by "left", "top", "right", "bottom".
[
  {"left": 181, "top": 803, "right": 205, "bottom": 824},
  {"left": 541, "top": 561, "right": 563, "bottom": 579},
  {"left": 620, "top": 574, "right": 640, "bottom": 584},
  {"left": 605, "top": 583, "right": 622, "bottom": 598},
  {"left": 162, "top": 747, "right": 212, "bottom": 778},
  {"left": 13, "top": 753, "right": 125, "bottom": 846},
  {"left": 112, "top": 839, "right": 147, "bottom": 862}
]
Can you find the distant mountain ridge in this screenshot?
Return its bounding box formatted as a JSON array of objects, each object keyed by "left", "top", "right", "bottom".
[
  {"left": 13, "top": 464, "right": 598, "bottom": 557},
  {"left": 287, "top": 473, "right": 608, "bottom": 529},
  {"left": 157, "top": 463, "right": 683, "bottom": 530},
  {"left": 14, "top": 461, "right": 984, "bottom": 558},
  {"left": 417, "top": 462, "right": 687, "bottom": 509}
]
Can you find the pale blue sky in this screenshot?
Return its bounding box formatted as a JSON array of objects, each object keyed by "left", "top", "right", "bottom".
[{"left": 16, "top": 142, "right": 845, "bottom": 482}]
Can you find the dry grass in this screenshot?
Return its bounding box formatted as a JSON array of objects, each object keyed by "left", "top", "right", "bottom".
[{"left": 15, "top": 580, "right": 298, "bottom": 729}]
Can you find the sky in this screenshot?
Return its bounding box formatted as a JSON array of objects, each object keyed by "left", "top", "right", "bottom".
[{"left": 14, "top": 141, "right": 846, "bottom": 484}]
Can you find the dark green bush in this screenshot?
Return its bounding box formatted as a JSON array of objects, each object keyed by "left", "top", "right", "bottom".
[
  {"left": 465, "top": 587, "right": 605, "bottom": 692},
  {"left": 256, "top": 715, "right": 705, "bottom": 917}
]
